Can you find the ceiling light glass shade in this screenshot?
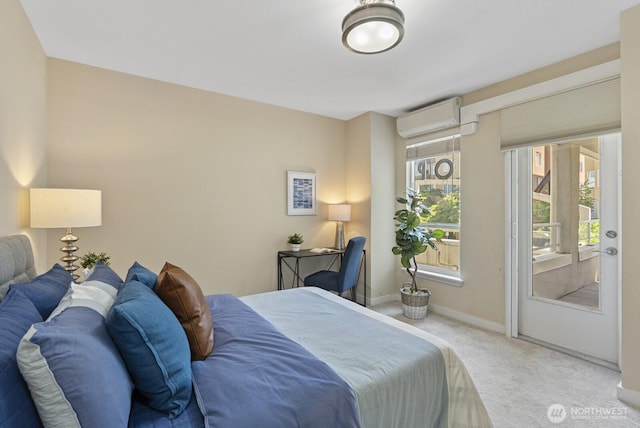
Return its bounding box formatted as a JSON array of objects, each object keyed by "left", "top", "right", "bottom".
[{"left": 342, "top": 0, "right": 405, "bottom": 54}]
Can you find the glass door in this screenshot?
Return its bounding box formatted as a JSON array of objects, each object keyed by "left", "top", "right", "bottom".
[{"left": 515, "top": 133, "right": 620, "bottom": 364}]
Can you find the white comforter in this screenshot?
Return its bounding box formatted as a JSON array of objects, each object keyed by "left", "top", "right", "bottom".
[{"left": 241, "top": 287, "right": 493, "bottom": 428}]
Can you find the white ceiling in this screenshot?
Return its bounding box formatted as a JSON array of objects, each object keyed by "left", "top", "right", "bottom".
[{"left": 20, "top": 0, "right": 640, "bottom": 121}]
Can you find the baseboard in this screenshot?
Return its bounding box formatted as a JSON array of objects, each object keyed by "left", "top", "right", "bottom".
[
  {"left": 369, "top": 292, "right": 505, "bottom": 334},
  {"left": 368, "top": 293, "right": 398, "bottom": 306},
  {"left": 428, "top": 303, "right": 505, "bottom": 334},
  {"left": 617, "top": 382, "right": 640, "bottom": 409}
]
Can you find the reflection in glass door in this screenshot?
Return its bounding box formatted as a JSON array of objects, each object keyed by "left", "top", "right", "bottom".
[
  {"left": 530, "top": 139, "right": 601, "bottom": 309},
  {"left": 516, "top": 133, "right": 619, "bottom": 364}
]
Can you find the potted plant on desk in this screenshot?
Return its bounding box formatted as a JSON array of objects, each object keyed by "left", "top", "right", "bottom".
[
  {"left": 79, "top": 251, "right": 111, "bottom": 283},
  {"left": 392, "top": 189, "right": 444, "bottom": 319},
  {"left": 287, "top": 233, "right": 304, "bottom": 252},
  {"left": 80, "top": 251, "right": 111, "bottom": 269}
]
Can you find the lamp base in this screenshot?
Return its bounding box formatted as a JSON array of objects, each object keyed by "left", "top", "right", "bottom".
[
  {"left": 334, "top": 222, "right": 346, "bottom": 251},
  {"left": 60, "top": 229, "right": 80, "bottom": 281}
]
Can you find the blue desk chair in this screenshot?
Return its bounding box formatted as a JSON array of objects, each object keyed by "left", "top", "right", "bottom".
[{"left": 303, "top": 236, "right": 366, "bottom": 301}]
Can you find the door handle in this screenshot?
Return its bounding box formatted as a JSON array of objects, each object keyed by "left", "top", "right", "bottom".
[{"left": 593, "top": 247, "right": 618, "bottom": 256}]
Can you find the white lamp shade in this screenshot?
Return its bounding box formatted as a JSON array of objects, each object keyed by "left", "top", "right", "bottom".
[
  {"left": 328, "top": 204, "right": 351, "bottom": 222},
  {"left": 30, "top": 188, "right": 102, "bottom": 228}
]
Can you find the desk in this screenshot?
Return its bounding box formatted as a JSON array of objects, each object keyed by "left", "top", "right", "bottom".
[{"left": 277, "top": 248, "right": 367, "bottom": 306}]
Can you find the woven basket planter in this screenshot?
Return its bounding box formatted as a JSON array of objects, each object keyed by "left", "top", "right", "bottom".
[{"left": 400, "top": 286, "right": 431, "bottom": 320}]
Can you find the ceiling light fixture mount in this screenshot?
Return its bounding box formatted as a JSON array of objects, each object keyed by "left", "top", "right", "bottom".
[{"left": 342, "top": 0, "right": 405, "bottom": 55}]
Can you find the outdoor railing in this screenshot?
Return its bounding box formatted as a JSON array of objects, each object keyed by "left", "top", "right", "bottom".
[
  {"left": 532, "top": 222, "right": 561, "bottom": 253},
  {"left": 579, "top": 219, "right": 600, "bottom": 246},
  {"left": 532, "top": 219, "right": 600, "bottom": 255}
]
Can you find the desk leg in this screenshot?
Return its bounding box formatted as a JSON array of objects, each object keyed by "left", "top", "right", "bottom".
[
  {"left": 277, "top": 254, "right": 283, "bottom": 290},
  {"left": 294, "top": 257, "right": 300, "bottom": 288}
]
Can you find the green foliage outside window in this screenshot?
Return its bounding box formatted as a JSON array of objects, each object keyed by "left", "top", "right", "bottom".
[
  {"left": 579, "top": 181, "right": 595, "bottom": 210},
  {"left": 579, "top": 221, "right": 600, "bottom": 246},
  {"left": 532, "top": 200, "right": 550, "bottom": 225},
  {"left": 424, "top": 191, "right": 460, "bottom": 224},
  {"left": 418, "top": 187, "right": 445, "bottom": 207}
]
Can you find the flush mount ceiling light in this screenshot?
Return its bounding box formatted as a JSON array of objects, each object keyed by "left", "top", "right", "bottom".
[{"left": 342, "top": 0, "right": 405, "bottom": 54}]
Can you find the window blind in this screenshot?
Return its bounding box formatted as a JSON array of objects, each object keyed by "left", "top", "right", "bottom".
[
  {"left": 406, "top": 135, "right": 460, "bottom": 161},
  {"left": 500, "top": 77, "right": 620, "bottom": 149}
]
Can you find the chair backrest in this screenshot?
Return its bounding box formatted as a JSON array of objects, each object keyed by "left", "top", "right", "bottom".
[{"left": 337, "top": 236, "right": 366, "bottom": 293}]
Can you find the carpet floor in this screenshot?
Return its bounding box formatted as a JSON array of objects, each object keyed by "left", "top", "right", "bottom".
[{"left": 371, "top": 302, "right": 640, "bottom": 427}]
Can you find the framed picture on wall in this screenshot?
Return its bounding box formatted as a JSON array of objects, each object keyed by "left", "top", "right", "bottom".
[{"left": 287, "top": 171, "right": 317, "bottom": 215}]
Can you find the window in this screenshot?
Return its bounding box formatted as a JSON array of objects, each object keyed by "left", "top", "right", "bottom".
[{"left": 406, "top": 135, "right": 461, "bottom": 279}]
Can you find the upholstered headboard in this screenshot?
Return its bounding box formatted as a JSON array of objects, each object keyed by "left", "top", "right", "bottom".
[{"left": 0, "top": 234, "right": 37, "bottom": 298}]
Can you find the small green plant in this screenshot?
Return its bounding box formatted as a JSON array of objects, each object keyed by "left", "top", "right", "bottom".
[
  {"left": 80, "top": 251, "right": 111, "bottom": 269},
  {"left": 287, "top": 233, "right": 304, "bottom": 244},
  {"left": 392, "top": 189, "right": 445, "bottom": 294}
]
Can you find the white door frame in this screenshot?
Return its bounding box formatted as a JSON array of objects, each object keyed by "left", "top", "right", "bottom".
[
  {"left": 505, "top": 151, "right": 518, "bottom": 338},
  {"left": 504, "top": 142, "right": 622, "bottom": 367}
]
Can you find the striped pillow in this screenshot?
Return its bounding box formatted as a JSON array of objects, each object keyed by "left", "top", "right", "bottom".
[{"left": 17, "top": 281, "right": 133, "bottom": 428}]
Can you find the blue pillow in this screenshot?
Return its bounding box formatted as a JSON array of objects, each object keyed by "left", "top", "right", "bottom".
[
  {"left": 0, "top": 290, "right": 43, "bottom": 428},
  {"left": 85, "top": 262, "right": 124, "bottom": 290},
  {"left": 125, "top": 262, "right": 157, "bottom": 289},
  {"left": 10, "top": 264, "right": 71, "bottom": 319},
  {"left": 16, "top": 282, "right": 133, "bottom": 428},
  {"left": 106, "top": 280, "right": 192, "bottom": 418}
]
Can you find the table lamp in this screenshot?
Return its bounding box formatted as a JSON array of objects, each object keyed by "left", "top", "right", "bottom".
[
  {"left": 328, "top": 204, "right": 351, "bottom": 250},
  {"left": 30, "top": 188, "right": 102, "bottom": 280}
]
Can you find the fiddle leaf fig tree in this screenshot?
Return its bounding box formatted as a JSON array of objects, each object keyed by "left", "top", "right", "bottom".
[{"left": 392, "top": 189, "right": 445, "bottom": 294}]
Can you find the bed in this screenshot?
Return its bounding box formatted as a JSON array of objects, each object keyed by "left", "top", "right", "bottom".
[{"left": 0, "top": 234, "right": 492, "bottom": 427}]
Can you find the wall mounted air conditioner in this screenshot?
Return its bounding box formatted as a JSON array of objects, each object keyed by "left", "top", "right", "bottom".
[{"left": 396, "top": 97, "right": 461, "bottom": 138}]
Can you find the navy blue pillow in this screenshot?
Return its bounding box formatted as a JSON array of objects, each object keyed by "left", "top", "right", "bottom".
[
  {"left": 0, "top": 290, "right": 44, "bottom": 428},
  {"left": 106, "top": 280, "right": 192, "bottom": 418},
  {"left": 10, "top": 264, "right": 71, "bottom": 319},
  {"left": 85, "top": 262, "right": 124, "bottom": 290},
  {"left": 125, "top": 262, "right": 157, "bottom": 289}
]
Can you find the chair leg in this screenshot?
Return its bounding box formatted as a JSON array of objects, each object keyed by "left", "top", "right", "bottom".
[{"left": 350, "top": 287, "right": 356, "bottom": 302}]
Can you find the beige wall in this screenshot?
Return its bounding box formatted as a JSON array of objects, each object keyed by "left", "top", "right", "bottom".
[
  {"left": 621, "top": 4, "right": 640, "bottom": 394},
  {"left": 395, "top": 111, "right": 506, "bottom": 325},
  {"left": 345, "top": 113, "right": 372, "bottom": 298},
  {"left": 46, "top": 60, "right": 347, "bottom": 296},
  {"left": 463, "top": 43, "right": 620, "bottom": 106},
  {"left": 369, "top": 113, "right": 398, "bottom": 298},
  {"left": 450, "top": 111, "right": 506, "bottom": 324},
  {"left": 345, "top": 112, "right": 397, "bottom": 301},
  {"left": 0, "top": 0, "right": 48, "bottom": 269}
]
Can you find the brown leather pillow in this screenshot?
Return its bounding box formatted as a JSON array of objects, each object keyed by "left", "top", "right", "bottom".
[{"left": 155, "top": 262, "right": 213, "bottom": 361}]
